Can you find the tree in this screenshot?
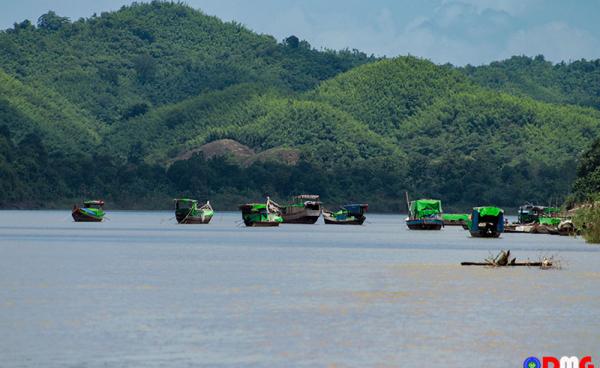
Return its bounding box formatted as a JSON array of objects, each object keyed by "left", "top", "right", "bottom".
[
  {"left": 284, "top": 35, "right": 300, "bottom": 49},
  {"left": 37, "top": 11, "right": 70, "bottom": 31},
  {"left": 133, "top": 54, "right": 157, "bottom": 83}
]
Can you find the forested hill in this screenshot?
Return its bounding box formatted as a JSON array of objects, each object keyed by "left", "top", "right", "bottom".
[
  {"left": 1, "top": 1, "right": 599, "bottom": 211},
  {"left": 0, "top": 1, "right": 373, "bottom": 128},
  {"left": 463, "top": 55, "right": 600, "bottom": 110}
]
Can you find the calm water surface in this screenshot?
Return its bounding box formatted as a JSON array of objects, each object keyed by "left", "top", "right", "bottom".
[{"left": 1, "top": 211, "right": 599, "bottom": 367}]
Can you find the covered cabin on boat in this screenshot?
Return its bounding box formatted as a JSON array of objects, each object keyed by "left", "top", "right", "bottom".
[
  {"left": 410, "top": 199, "right": 442, "bottom": 219},
  {"left": 83, "top": 200, "right": 104, "bottom": 209},
  {"left": 174, "top": 198, "right": 198, "bottom": 210}
]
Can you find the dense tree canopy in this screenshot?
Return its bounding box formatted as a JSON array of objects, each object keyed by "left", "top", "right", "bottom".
[{"left": 1, "top": 2, "right": 599, "bottom": 211}]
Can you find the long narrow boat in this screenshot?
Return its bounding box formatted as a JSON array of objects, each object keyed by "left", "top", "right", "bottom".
[
  {"left": 174, "top": 199, "right": 214, "bottom": 224},
  {"left": 72, "top": 200, "right": 105, "bottom": 222},
  {"left": 405, "top": 193, "right": 443, "bottom": 230},
  {"left": 442, "top": 213, "right": 469, "bottom": 226},
  {"left": 270, "top": 195, "right": 322, "bottom": 224},
  {"left": 239, "top": 198, "right": 283, "bottom": 227},
  {"left": 467, "top": 206, "right": 504, "bottom": 238},
  {"left": 323, "top": 204, "right": 368, "bottom": 225}
]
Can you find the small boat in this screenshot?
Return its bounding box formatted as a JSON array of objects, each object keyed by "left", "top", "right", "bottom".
[
  {"left": 239, "top": 198, "right": 283, "bottom": 227},
  {"left": 467, "top": 206, "right": 504, "bottom": 238},
  {"left": 442, "top": 213, "right": 469, "bottom": 226},
  {"left": 270, "top": 195, "right": 322, "bottom": 224},
  {"left": 72, "top": 200, "right": 105, "bottom": 222},
  {"left": 323, "top": 204, "right": 368, "bottom": 225},
  {"left": 174, "top": 199, "right": 214, "bottom": 224},
  {"left": 405, "top": 193, "right": 443, "bottom": 230},
  {"left": 505, "top": 203, "right": 567, "bottom": 235},
  {"left": 518, "top": 204, "right": 561, "bottom": 224}
]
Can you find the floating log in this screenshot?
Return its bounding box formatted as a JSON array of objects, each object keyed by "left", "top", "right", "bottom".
[
  {"left": 461, "top": 261, "right": 547, "bottom": 267},
  {"left": 461, "top": 250, "right": 554, "bottom": 268}
]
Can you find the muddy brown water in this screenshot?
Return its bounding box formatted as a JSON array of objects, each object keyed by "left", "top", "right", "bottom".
[{"left": 1, "top": 211, "right": 598, "bottom": 367}]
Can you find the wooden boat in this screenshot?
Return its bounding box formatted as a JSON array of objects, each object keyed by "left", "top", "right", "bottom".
[
  {"left": 323, "top": 204, "right": 368, "bottom": 225},
  {"left": 504, "top": 220, "right": 574, "bottom": 236},
  {"left": 467, "top": 206, "right": 504, "bottom": 238},
  {"left": 270, "top": 195, "right": 322, "bottom": 224},
  {"left": 442, "top": 213, "right": 469, "bottom": 226},
  {"left": 517, "top": 204, "right": 560, "bottom": 224},
  {"left": 505, "top": 203, "right": 569, "bottom": 235},
  {"left": 72, "top": 200, "right": 105, "bottom": 222},
  {"left": 405, "top": 193, "right": 443, "bottom": 230},
  {"left": 174, "top": 199, "right": 213, "bottom": 224},
  {"left": 239, "top": 198, "right": 283, "bottom": 227}
]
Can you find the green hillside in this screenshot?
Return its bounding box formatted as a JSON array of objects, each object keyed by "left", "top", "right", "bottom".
[
  {"left": 0, "top": 69, "right": 101, "bottom": 153},
  {"left": 463, "top": 55, "right": 600, "bottom": 110},
  {"left": 0, "top": 2, "right": 372, "bottom": 124},
  {"left": 307, "top": 57, "right": 600, "bottom": 205},
  {"left": 313, "top": 58, "right": 471, "bottom": 134},
  {"left": 1, "top": 2, "right": 599, "bottom": 210}
]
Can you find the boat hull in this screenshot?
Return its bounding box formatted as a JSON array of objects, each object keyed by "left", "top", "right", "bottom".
[
  {"left": 244, "top": 221, "right": 280, "bottom": 227},
  {"left": 442, "top": 220, "right": 466, "bottom": 227},
  {"left": 406, "top": 219, "right": 443, "bottom": 230},
  {"left": 281, "top": 209, "right": 321, "bottom": 224},
  {"left": 280, "top": 206, "right": 321, "bottom": 224},
  {"left": 175, "top": 211, "right": 213, "bottom": 224},
  {"left": 469, "top": 230, "right": 501, "bottom": 238},
  {"left": 72, "top": 209, "right": 103, "bottom": 222},
  {"left": 323, "top": 215, "right": 366, "bottom": 225}
]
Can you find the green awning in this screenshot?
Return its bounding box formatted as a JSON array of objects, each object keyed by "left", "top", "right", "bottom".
[
  {"left": 539, "top": 217, "right": 561, "bottom": 226},
  {"left": 476, "top": 206, "right": 503, "bottom": 217},
  {"left": 442, "top": 213, "right": 469, "bottom": 221},
  {"left": 411, "top": 199, "right": 442, "bottom": 217}
]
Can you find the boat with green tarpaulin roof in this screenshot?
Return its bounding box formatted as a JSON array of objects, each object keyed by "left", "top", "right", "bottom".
[
  {"left": 174, "top": 199, "right": 214, "bottom": 224},
  {"left": 239, "top": 198, "right": 283, "bottom": 227},
  {"left": 405, "top": 193, "right": 443, "bottom": 230},
  {"left": 72, "top": 200, "right": 105, "bottom": 222},
  {"left": 467, "top": 206, "right": 504, "bottom": 238},
  {"left": 323, "top": 204, "right": 368, "bottom": 225}
]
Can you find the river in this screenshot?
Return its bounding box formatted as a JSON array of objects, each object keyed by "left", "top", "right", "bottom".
[{"left": 0, "top": 211, "right": 598, "bottom": 367}]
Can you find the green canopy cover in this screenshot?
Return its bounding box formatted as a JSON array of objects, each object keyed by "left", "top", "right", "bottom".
[{"left": 476, "top": 207, "right": 503, "bottom": 217}]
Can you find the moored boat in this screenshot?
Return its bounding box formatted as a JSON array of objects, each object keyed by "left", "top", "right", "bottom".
[
  {"left": 323, "top": 204, "right": 368, "bottom": 225},
  {"left": 405, "top": 193, "right": 443, "bottom": 230},
  {"left": 505, "top": 203, "right": 567, "bottom": 234},
  {"left": 174, "top": 199, "right": 214, "bottom": 224},
  {"left": 239, "top": 198, "right": 283, "bottom": 227},
  {"left": 270, "top": 195, "right": 322, "bottom": 224},
  {"left": 72, "top": 200, "right": 105, "bottom": 222},
  {"left": 518, "top": 204, "right": 561, "bottom": 224},
  {"left": 468, "top": 206, "right": 504, "bottom": 238}
]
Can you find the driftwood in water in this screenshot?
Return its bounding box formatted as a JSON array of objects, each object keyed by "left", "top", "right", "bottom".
[
  {"left": 461, "top": 250, "right": 555, "bottom": 268},
  {"left": 461, "top": 261, "right": 547, "bottom": 267}
]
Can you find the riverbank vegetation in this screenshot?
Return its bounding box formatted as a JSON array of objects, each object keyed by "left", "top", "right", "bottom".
[{"left": 571, "top": 139, "right": 600, "bottom": 243}]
